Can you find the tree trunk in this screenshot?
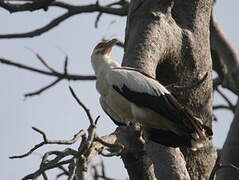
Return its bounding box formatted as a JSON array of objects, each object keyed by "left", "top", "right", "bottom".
[
  {"left": 217, "top": 101, "right": 239, "bottom": 179},
  {"left": 122, "top": 0, "right": 217, "bottom": 179}
]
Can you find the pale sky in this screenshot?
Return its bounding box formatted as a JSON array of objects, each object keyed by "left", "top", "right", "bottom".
[{"left": 0, "top": 1, "right": 238, "bottom": 179}]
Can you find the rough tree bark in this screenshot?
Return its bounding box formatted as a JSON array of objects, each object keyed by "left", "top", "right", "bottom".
[{"left": 122, "top": 0, "right": 217, "bottom": 179}]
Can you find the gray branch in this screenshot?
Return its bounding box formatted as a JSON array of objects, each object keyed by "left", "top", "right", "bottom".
[{"left": 0, "top": 1, "right": 128, "bottom": 39}]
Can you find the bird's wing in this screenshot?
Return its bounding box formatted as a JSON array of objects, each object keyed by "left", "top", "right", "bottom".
[
  {"left": 99, "top": 96, "right": 126, "bottom": 126},
  {"left": 108, "top": 67, "right": 212, "bottom": 139}
]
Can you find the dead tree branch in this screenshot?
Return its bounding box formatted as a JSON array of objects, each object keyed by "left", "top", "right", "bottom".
[
  {"left": 69, "top": 86, "right": 95, "bottom": 125},
  {"left": 11, "top": 87, "right": 127, "bottom": 180},
  {"left": 91, "top": 160, "right": 117, "bottom": 180},
  {"left": 26, "top": 48, "right": 58, "bottom": 73},
  {"left": 94, "top": 0, "right": 129, "bottom": 28},
  {"left": 0, "top": 11, "right": 73, "bottom": 38},
  {"left": 24, "top": 78, "right": 61, "bottom": 97},
  {"left": 213, "top": 105, "right": 233, "bottom": 112},
  {"left": 0, "top": 0, "right": 55, "bottom": 12},
  {"left": 210, "top": 16, "right": 239, "bottom": 95},
  {"left": 0, "top": 57, "right": 96, "bottom": 97},
  {"left": 0, "top": 1, "right": 128, "bottom": 39},
  {"left": 9, "top": 127, "right": 85, "bottom": 159},
  {"left": 0, "top": 58, "right": 96, "bottom": 80},
  {"left": 215, "top": 88, "right": 236, "bottom": 112}
]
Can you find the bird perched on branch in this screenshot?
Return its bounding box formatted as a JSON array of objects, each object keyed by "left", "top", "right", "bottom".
[{"left": 91, "top": 39, "right": 212, "bottom": 150}]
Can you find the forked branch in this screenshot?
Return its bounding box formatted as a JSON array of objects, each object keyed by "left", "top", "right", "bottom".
[
  {"left": 0, "top": 55, "right": 96, "bottom": 97},
  {"left": 10, "top": 87, "right": 124, "bottom": 180},
  {"left": 0, "top": 1, "right": 128, "bottom": 39}
]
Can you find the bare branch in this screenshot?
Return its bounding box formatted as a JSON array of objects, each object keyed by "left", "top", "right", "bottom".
[
  {"left": 213, "top": 105, "right": 233, "bottom": 112},
  {"left": 216, "top": 88, "right": 236, "bottom": 112},
  {"left": 69, "top": 86, "right": 94, "bottom": 124},
  {"left": 22, "top": 158, "right": 73, "bottom": 180},
  {"left": 0, "top": 0, "right": 55, "bottom": 12},
  {"left": 57, "top": 166, "right": 69, "bottom": 179},
  {"left": 64, "top": 56, "right": 69, "bottom": 75},
  {"left": 24, "top": 78, "right": 61, "bottom": 97},
  {"left": 0, "top": 11, "right": 73, "bottom": 39},
  {"left": 211, "top": 16, "right": 239, "bottom": 95},
  {"left": 0, "top": 1, "right": 128, "bottom": 39},
  {"left": 32, "top": 126, "right": 47, "bottom": 141},
  {"left": 91, "top": 160, "right": 117, "bottom": 180},
  {"left": 1, "top": 54, "right": 95, "bottom": 97},
  {"left": 10, "top": 87, "right": 157, "bottom": 180},
  {"left": 42, "top": 172, "right": 48, "bottom": 180},
  {"left": 94, "top": 0, "right": 128, "bottom": 28},
  {"left": 10, "top": 128, "right": 85, "bottom": 159},
  {"left": 67, "top": 159, "right": 77, "bottom": 180},
  {"left": 0, "top": 58, "right": 96, "bottom": 80},
  {"left": 26, "top": 48, "right": 58, "bottom": 73}
]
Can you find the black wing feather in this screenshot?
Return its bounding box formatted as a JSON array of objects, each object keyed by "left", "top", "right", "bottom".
[
  {"left": 113, "top": 84, "right": 212, "bottom": 138},
  {"left": 113, "top": 85, "right": 187, "bottom": 126}
]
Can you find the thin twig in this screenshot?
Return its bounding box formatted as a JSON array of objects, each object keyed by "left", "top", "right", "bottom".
[
  {"left": 92, "top": 165, "right": 99, "bottom": 180},
  {"left": 64, "top": 56, "right": 69, "bottom": 75},
  {"left": 0, "top": 11, "right": 73, "bottom": 38},
  {"left": 22, "top": 159, "right": 73, "bottom": 180},
  {"left": 101, "top": 160, "right": 106, "bottom": 177},
  {"left": 24, "top": 78, "right": 61, "bottom": 97},
  {"left": 0, "top": 0, "right": 54, "bottom": 12},
  {"left": 69, "top": 86, "right": 94, "bottom": 124},
  {"left": 26, "top": 47, "right": 58, "bottom": 73},
  {"left": 56, "top": 166, "right": 69, "bottom": 179},
  {"left": 91, "top": 160, "right": 117, "bottom": 180},
  {"left": 216, "top": 88, "right": 236, "bottom": 112},
  {"left": 94, "top": 1, "right": 124, "bottom": 28},
  {"left": 67, "top": 159, "right": 77, "bottom": 180},
  {"left": 213, "top": 105, "right": 233, "bottom": 112},
  {"left": 42, "top": 172, "right": 48, "bottom": 180},
  {"left": 0, "top": 2, "right": 128, "bottom": 39},
  {"left": 10, "top": 128, "right": 85, "bottom": 159}
]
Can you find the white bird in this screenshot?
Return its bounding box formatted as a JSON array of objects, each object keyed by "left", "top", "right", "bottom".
[{"left": 91, "top": 39, "right": 212, "bottom": 149}]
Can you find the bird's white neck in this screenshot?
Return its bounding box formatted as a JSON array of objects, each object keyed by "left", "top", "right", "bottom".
[{"left": 91, "top": 54, "right": 119, "bottom": 76}]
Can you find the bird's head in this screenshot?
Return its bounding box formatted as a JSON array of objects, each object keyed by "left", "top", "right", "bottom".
[{"left": 92, "top": 39, "right": 118, "bottom": 57}]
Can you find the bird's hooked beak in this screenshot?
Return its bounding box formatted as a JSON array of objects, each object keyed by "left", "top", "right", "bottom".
[{"left": 99, "top": 39, "right": 118, "bottom": 55}]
